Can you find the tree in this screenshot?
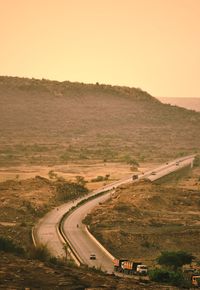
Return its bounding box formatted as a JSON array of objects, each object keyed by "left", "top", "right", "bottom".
[
  {"left": 75, "top": 175, "right": 87, "bottom": 186},
  {"left": 157, "top": 251, "right": 194, "bottom": 271}
]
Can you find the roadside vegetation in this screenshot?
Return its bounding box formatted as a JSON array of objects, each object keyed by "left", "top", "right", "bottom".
[
  {"left": 0, "top": 236, "right": 25, "bottom": 256},
  {"left": 194, "top": 154, "right": 200, "bottom": 167},
  {"left": 149, "top": 251, "right": 195, "bottom": 287},
  {"left": 56, "top": 180, "right": 89, "bottom": 201},
  {"left": 91, "top": 174, "right": 110, "bottom": 182}
]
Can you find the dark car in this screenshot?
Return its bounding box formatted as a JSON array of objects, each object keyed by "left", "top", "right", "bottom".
[{"left": 90, "top": 254, "right": 96, "bottom": 260}]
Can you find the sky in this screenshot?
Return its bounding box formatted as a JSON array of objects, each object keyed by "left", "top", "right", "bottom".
[{"left": 1, "top": 0, "right": 200, "bottom": 98}]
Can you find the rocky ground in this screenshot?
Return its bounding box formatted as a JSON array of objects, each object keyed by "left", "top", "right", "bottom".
[{"left": 0, "top": 170, "right": 177, "bottom": 289}]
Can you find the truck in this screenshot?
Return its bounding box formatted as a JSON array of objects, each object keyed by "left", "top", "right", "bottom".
[
  {"left": 113, "top": 258, "right": 128, "bottom": 272},
  {"left": 136, "top": 264, "right": 148, "bottom": 275},
  {"left": 113, "top": 259, "right": 148, "bottom": 275},
  {"left": 191, "top": 275, "right": 200, "bottom": 287},
  {"left": 132, "top": 174, "right": 138, "bottom": 180}
]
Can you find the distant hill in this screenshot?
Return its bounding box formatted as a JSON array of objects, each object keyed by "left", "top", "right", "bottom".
[
  {"left": 0, "top": 76, "right": 200, "bottom": 166},
  {"left": 159, "top": 97, "right": 200, "bottom": 112}
]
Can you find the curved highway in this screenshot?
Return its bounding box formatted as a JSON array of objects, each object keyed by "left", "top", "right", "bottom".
[
  {"left": 33, "top": 188, "right": 110, "bottom": 259},
  {"left": 34, "top": 155, "right": 195, "bottom": 271},
  {"left": 61, "top": 155, "right": 195, "bottom": 272},
  {"left": 62, "top": 192, "right": 114, "bottom": 273}
]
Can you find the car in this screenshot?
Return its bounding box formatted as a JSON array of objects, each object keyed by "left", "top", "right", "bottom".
[
  {"left": 176, "top": 162, "right": 179, "bottom": 166},
  {"left": 151, "top": 171, "right": 156, "bottom": 175},
  {"left": 90, "top": 254, "right": 96, "bottom": 260}
]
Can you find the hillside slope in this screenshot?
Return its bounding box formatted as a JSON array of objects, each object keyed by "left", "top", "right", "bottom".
[
  {"left": 0, "top": 76, "right": 200, "bottom": 165},
  {"left": 159, "top": 97, "right": 200, "bottom": 112},
  {"left": 84, "top": 168, "right": 200, "bottom": 265}
]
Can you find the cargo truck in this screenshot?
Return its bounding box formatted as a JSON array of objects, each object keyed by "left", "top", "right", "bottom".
[{"left": 113, "top": 259, "right": 148, "bottom": 275}]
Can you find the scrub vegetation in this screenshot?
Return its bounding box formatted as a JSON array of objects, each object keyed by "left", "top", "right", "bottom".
[{"left": 0, "top": 76, "right": 200, "bottom": 166}]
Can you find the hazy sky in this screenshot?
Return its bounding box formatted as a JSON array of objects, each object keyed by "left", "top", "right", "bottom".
[{"left": 1, "top": 0, "right": 200, "bottom": 98}]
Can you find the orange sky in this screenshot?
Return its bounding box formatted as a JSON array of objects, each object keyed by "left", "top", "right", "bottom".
[{"left": 1, "top": 0, "right": 200, "bottom": 98}]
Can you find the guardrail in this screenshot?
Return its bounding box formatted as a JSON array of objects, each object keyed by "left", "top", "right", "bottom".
[
  {"left": 85, "top": 225, "right": 115, "bottom": 261},
  {"left": 140, "top": 155, "right": 195, "bottom": 181},
  {"left": 57, "top": 219, "right": 83, "bottom": 266},
  {"left": 58, "top": 189, "right": 110, "bottom": 266},
  {"left": 31, "top": 226, "right": 37, "bottom": 247}
]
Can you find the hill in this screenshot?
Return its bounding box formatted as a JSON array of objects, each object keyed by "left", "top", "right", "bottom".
[
  {"left": 0, "top": 76, "right": 200, "bottom": 166},
  {"left": 159, "top": 97, "right": 200, "bottom": 112}
]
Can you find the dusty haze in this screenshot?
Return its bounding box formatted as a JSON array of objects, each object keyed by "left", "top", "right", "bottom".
[{"left": 1, "top": 0, "right": 200, "bottom": 98}]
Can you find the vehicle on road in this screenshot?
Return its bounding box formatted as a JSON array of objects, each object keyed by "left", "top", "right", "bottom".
[
  {"left": 90, "top": 254, "right": 96, "bottom": 260},
  {"left": 176, "top": 162, "right": 179, "bottom": 166},
  {"left": 132, "top": 175, "right": 138, "bottom": 180},
  {"left": 191, "top": 275, "right": 200, "bottom": 287},
  {"left": 113, "top": 259, "right": 148, "bottom": 275},
  {"left": 137, "top": 264, "right": 148, "bottom": 275},
  {"left": 113, "top": 258, "right": 128, "bottom": 272},
  {"left": 151, "top": 171, "right": 156, "bottom": 175}
]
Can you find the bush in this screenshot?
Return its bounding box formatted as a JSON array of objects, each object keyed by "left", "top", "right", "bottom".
[
  {"left": 122, "top": 154, "right": 139, "bottom": 167},
  {"left": 56, "top": 181, "right": 89, "bottom": 201},
  {"left": 149, "top": 268, "right": 171, "bottom": 283},
  {"left": 91, "top": 175, "right": 110, "bottom": 182},
  {"left": 0, "top": 236, "right": 24, "bottom": 256},
  {"left": 91, "top": 176, "right": 104, "bottom": 182},
  {"left": 48, "top": 170, "right": 58, "bottom": 179},
  {"left": 48, "top": 256, "right": 65, "bottom": 266},
  {"left": 194, "top": 155, "right": 200, "bottom": 167},
  {"left": 149, "top": 268, "right": 186, "bottom": 286},
  {"left": 30, "top": 244, "right": 51, "bottom": 261}
]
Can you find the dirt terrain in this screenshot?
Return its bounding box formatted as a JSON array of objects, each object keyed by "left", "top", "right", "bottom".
[
  {"left": 0, "top": 166, "right": 176, "bottom": 289},
  {"left": 0, "top": 160, "right": 149, "bottom": 251},
  {"left": 0, "top": 161, "right": 137, "bottom": 184},
  {"left": 1, "top": 252, "right": 177, "bottom": 290},
  {"left": 85, "top": 168, "right": 200, "bottom": 266}
]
